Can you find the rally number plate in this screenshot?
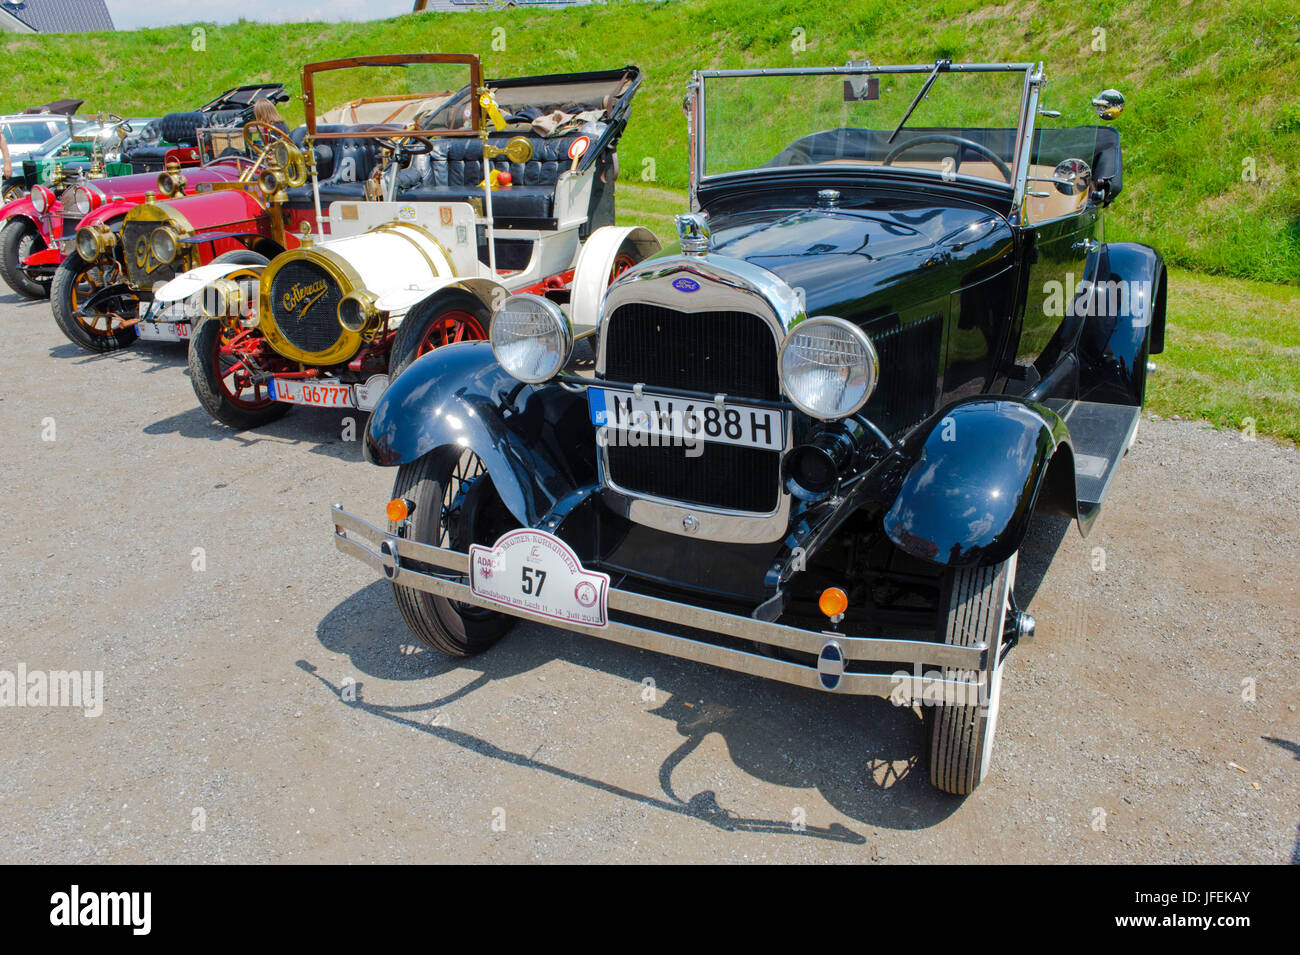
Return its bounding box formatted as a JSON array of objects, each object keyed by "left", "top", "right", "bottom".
[{"left": 469, "top": 529, "right": 609, "bottom": 628}]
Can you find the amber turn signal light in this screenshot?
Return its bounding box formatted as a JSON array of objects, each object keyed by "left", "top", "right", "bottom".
[
  {"left": 386, "top": 498, "right": 412, "bottom": 523},
  {"left": 819, "top": 587, "right": 848, "bottom": 619}
]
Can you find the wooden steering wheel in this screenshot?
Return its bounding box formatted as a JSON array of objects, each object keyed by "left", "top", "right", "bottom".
[{"left": 240, "top": 121, "right": 305, "bottom": 185}]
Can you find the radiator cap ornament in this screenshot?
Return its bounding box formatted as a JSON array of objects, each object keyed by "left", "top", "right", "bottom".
[{"left": 675, "top": 212, "right": 711, "bottom": 255}]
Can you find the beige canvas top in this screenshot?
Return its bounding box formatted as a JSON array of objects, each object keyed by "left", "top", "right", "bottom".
[{"left": 318, "top": 92, "right": 455, "bottom": 127}]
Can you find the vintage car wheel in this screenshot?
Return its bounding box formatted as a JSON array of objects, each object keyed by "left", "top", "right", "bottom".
[
  {"left": 925, "top": 553, "right": 1016, "bottom": 796},
  {"left": 388, "top": 290, "right": 489, "bottom": 380},
  {"left": 50, "top": 254, "right": 138, "bottom": 353},
  {"left": 390, "top": 447, "right": 518, "bottom": 657},
  {"left": 0, "top": 219, "right": 51, "bottom": 300},
  {"left": 188, "top": 315, "right": 290, "bottom": 431}
]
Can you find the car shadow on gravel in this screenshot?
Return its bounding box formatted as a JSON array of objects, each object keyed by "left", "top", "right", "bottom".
[
  {"left": 46, "top": 340, "right": 190, "bottom": 374},
  {"left": 0, "top": 290, "right": 50, "bottom": 309},
  {"left": 306, "top": 575, "right": 1067, "bottom": 840},
  {"left": 142, "top": 403, "right": 368, "bottom": 462}
]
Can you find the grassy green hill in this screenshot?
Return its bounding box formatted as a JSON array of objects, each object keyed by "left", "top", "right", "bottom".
[
  {"left": 2, "top": 0, "right": 1297, "bottom": 283},
  {"left": 2, "top": 0, "right": 1297, "bottom": 441}
]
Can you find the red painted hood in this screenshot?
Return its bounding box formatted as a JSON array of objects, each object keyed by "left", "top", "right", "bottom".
[
  {"left": 90, "top": 163, "right": 243, "bottom": 202},
  {"left": 127, "top": 186, "right": 269, "bottom": 231}
]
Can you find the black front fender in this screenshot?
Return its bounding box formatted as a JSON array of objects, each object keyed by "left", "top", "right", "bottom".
[
  {"left": 364, "top": 341, "right": 596, "bottom": 526},
  {"left": 1078, "top": 241, "right": 1167, "bottom": 406},
  {"left": 882, "top": 397, "right": 1073, "bottom": 567}
]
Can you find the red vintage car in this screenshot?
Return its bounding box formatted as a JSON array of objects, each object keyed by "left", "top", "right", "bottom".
[
  {"left": 55, "top": 121, "right": 318, "bottom": 352},
  {"left": 0, "top": 161, "right": 246, "bottom": 302},
  {"left": 0, "top": 83, "right": 289, "bottom": 301}
]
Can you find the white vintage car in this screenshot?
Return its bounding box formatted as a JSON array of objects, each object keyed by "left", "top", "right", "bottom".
[{"left": 154, "top": 53, "right": 657, "bottom": 429}]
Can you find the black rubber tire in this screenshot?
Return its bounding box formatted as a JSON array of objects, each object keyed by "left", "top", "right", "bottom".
[
  {"left": 390, "top": 446, "right": 518, "bottom": 657},
  {"left": 388, "top": 289, "right": 490, "bottom": 381},
  {"left": 50, "top": 253, "right": 137, "bottom": 353},
  {"left": 187, "top": 314, "right": 290, "bottom": 430},
  {"left": 209, "top": 248, "right": 270, "bottom": 268},
  {"left": 925, "top": 554, "right": 1015, "bottom": 796},
  {"left": 0, "top": 218, "right": 51, "bottom": 300}
]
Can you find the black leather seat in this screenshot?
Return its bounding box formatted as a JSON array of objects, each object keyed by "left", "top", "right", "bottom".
[
  {"left": 396, "top": 127, "right": 605, "bottom": 220},
  {"left": 125, "top": 110, "right": 209, "bottom": 170},
  {"left": 285, "top": 125, "right": 389, "bottom": 203}
]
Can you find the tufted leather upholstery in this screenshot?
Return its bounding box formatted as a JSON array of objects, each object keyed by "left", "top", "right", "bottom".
[
  {"left": 160, "top": 111, "right": 208, "bottom": 146},
  {"left": 396, "top": 127, "right": 605, "bottom": 219},
  {"left": 285, "top": 125, "right": 390, "bottom": 202},
  {"left": 126, "top": 110, "right": 222, "bottom": 170}
]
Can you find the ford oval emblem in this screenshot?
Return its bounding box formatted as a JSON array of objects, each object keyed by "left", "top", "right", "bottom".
[{"left": 672, "top": 277, "right": 700, "bottom": 293}]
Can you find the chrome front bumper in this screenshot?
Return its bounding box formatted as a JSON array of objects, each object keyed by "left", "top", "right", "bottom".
[{"left": 330, "top": 506, "right": 990, "bottom": 700}]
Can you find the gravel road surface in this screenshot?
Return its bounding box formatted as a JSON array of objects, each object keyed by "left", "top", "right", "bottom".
[{"left": 0, "top": 288, "right": 1296, "bottom": 863}]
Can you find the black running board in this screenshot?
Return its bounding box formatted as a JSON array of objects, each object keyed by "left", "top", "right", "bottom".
[{"left": 1060, "top": 400, "right": 1141, "bottom": 528}]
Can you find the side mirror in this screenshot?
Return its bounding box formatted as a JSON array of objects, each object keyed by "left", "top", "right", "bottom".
[
  {"left": 1092, "top": 89, "right": 1125, "bottom": 121},
  {"left": 1052, "top": 158, "right": 1092, "bottom": 196}
]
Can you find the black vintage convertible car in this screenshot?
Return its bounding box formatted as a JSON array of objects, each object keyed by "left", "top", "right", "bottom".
[{"left": 331, "top": 61, "right": 1166, "bottom": 795}]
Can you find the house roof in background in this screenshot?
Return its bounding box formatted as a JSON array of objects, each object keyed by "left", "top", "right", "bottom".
[
  {"left": 417, "top": 0, "right": 594, "bottom": 11},
  {"left": 0, "top": 0, "right": 115, "bottom": 33}
]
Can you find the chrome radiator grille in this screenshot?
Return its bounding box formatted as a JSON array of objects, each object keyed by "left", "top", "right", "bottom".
[{"left": 602, "top": 303, "right": 781, "bottom": 513}]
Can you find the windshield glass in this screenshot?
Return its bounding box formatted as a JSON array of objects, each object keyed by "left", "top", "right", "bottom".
[
  {"left": 35, "top": 128, "right": 74, "bottom": 153},
  {"left": 307, "top": 58, "right": 480, "bottom": 137},
  {"left": 701, "top": 65, "right": 1029, "bottom": 186},
  {"left": 3, "top": 120, "right": 59, "bottom": 146}
]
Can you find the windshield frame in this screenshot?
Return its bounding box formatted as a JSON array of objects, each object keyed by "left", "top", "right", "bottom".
[
  {"left": 692, "top": 61, "right": 1041, "bottom": 207},
  {"left": 302, "top": 53, "right": 485, "bottom": 140}
]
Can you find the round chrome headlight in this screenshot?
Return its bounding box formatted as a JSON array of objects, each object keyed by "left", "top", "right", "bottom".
[
  {"left": 30, "top": 185, "right": 53, "bottom": 214},
  {"left": 73, "top": 185, "right": 103, "bottom": 216},
  {"left": 779, "top": 316, "right": 879, "bottom": 420},
  {"left": 490, "top": 293, "right": 573, "bottom": 384},
  {"left": 150, "top": 226, "right": 177, "bottom": 264}
]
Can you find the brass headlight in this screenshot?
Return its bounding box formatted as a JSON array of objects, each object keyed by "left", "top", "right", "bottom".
[
  {"left": 200, "top": 278, "right": 245, "bottom": 321},
  {"left": 75, "top": 223, "right": 115, "bottom": 262},
  {"left": 156, "top": 162, "right": 188, "bottom": 198},
  {"left": 271, "top": 141, "right": 308, "bottom": 188},
  {"left": 258, "top": 166, "right": 288, "bottom": 200},
  {"left": 150, "top": 226, "right": 178, "bottom": 265},
  {"left": 337, "top": 289, "right": 380, "bottom": 333}
]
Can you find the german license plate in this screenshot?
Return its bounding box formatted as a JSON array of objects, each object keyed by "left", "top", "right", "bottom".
[
  {"left": 587, "top": 387, "right": 782, "bottom": 451},
  {"left": 136, "top": 320, "right": 190, "bottom": 342},
  {"left": 269, "top": 378, "right": 353, "bottom": 408},
  {"left": 469, "top": 529, "right": 609, "bottom": 628}
]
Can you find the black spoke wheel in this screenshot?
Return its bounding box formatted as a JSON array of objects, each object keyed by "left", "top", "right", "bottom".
[{"left": 389, "top": 446, "right": 519, "bottom": 656}]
